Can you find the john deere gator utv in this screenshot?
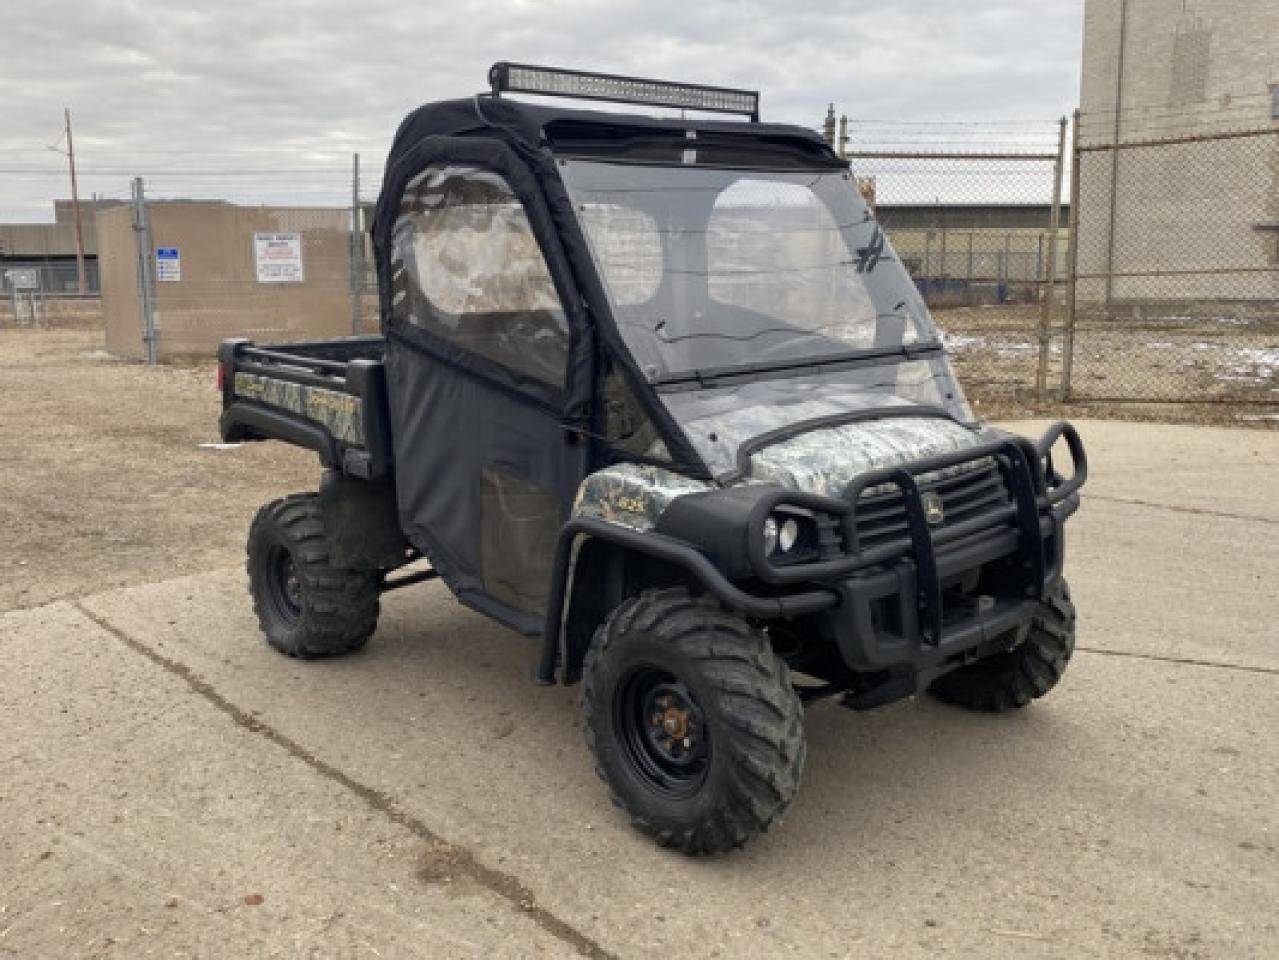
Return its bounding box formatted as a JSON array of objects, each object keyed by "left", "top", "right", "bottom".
[{"left": 218, "top": 62, "right": 1088, "bottom": 854}]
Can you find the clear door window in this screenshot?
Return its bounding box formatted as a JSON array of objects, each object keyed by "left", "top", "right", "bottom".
[{"left": 392, "top": 165, "right": 569, "bottom": 387}]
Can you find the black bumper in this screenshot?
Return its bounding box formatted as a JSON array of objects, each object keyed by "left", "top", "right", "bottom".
[
  {"left": 539, "top": 422, "right": 1086, "bottom": 686},
  {"left": 768, "top": 421, "right": 1085, "bottom": 678},
  {"left": 833, "top": 501, "right": 1072, "bottom": 677}
]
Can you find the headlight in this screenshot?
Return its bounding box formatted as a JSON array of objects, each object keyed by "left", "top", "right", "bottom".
[
  {"left": 762, "top": 516, "right": 779, "bottom": 555},
  {"left": 762, "top": 509, "right": 819, "bottom": 563},
  {"left": 778, "top": 517, "right": 799, "bottom": 553}
]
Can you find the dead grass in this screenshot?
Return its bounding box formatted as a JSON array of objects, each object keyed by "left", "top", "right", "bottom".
[{"left": 0, "top": 326, "right": 316, "bottom": 611}]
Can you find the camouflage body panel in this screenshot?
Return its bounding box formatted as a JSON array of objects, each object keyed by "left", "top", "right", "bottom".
[
  {"left": 233, "top": 372, "right": 365, "bottom": 446},
  {"left": 572, "top": 462, "right": 715, "bottom": 532},
  {"left": 661, "top": 372, "right": 972, "bottom": 478},
  {"left": 746, "top": 416, "right": 985, "bottom": 498},
  {"left": 571, "top": 416, "right": 992, "bottom": 531}
]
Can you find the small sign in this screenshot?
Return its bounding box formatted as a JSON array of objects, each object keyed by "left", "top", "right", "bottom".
[
  {"left": 5, "top": 268, "right": 38, "bottom": 290},
  {"left": 253, "top": 232, "right": 305, "bottom": 283},
  {"left": 155, "top": 247, "right": 181, "bottom": 282}
]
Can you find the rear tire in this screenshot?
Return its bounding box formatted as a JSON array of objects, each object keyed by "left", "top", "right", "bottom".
[
  {"left": 928, "top": 579, "right": 1075, "bottom": 711},
  {"left": 581, "top": 588, "right": 805, "bottom": 854},
  {"left": 246, "top": 494, "right": 380, "bottom": 658}
]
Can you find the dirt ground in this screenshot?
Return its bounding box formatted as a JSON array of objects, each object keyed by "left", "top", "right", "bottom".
[
  {"left": 934, "top": 305, "right": 1279, "bottom": 425},
  {"left": 0, "top": 327, "right": 315, "bottom": 611},
  {"left": 2, "top": 325, "right": 1278, "bottom": 958}
]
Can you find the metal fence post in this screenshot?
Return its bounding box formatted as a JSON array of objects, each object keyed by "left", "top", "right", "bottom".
[
  {"left": 846, "top": 130, "right": 1083, "bottom": 405},
  {"left": 1036, "top": 115, "right": 1068, "bottom": 401},
  {"left": 939, "top": 225, "right": 948, "bottom": 288},
  {"left": 350, "top": 152, "right": 364, "bottom": 336},
  {"left": 965, "top": 232, "right": 974, "bottom": 306},
  {"left": 1060, "top": 110, "right": 1082, "bottom": 401},
  {"left": 131, "top": 177, "right": 157, "bottom": 364}
]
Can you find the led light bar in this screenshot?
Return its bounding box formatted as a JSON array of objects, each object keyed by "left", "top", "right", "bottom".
[{"left": 489, "top": 61, "right": 759, "bottom": 121}]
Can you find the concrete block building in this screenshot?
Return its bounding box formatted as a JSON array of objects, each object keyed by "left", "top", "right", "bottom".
[
  {"left": 98, "top": 203, "right": 365, "bottom": 360},
  {"left": 1077, "top": 0, "right": 1279, "bottom": 308}
]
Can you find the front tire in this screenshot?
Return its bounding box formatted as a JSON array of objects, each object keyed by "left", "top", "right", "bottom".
[
  {"left": 581, "top": 588, "right": 805, "bottom": 854},
  {"left": 246, "top": 494, "right": 380, "bottom": 658},
  {"left": 928, "top": 578, "right": 1075, "bottom": 711}
]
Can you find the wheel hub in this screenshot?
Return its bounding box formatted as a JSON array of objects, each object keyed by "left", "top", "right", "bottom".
[
  {"left": 615, "top": 669, "right": 710, "bottom": 797},
  {"left": 643, "top": 684, "right": 703, "bottom": 765},
  {"left": 661, "top": 706, "right": 688, "bottom": 740},
  {"left": 281, "top": 556, "right": 301, "bottom": 610},
  {"left": 266, "top": 546, "right": 303, "bottom": 623}
]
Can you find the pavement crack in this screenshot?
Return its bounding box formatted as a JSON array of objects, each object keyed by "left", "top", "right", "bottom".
[
  {"left": 1085, "top": 493, "right": 1278, "bottom": 525},
  {"left": 72, "top": 601, "right": 617, "bottom": 960},
  {"left": 1077, "top": 645, "right": 1279, "bottom": 676}
]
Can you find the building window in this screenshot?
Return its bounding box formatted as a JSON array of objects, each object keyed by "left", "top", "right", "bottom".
[{"left": 1168, "top": 23, "right": 1211, "bottom": 107}]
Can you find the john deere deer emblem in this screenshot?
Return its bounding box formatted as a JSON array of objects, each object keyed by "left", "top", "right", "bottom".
[{"left": 921, "top": 491, "right": 945, "bottom": 526}]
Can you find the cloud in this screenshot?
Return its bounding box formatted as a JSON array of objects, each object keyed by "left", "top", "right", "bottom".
[{"left": 0, "top": 0, "right": 1082, "bottom": 220}]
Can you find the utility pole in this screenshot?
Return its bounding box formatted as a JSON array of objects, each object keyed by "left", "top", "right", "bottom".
[
  {"left": 65, "top": 108, "right": 88, "bottom": 296},
  {"left": 350, "top": 153, "right": 364, "bottom": 335},
  {"left": 822, "top": 104, "right": 836, "bottom": 147}
]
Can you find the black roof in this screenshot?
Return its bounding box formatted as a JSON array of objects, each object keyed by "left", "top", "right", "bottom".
[{"left": 385, "top": 95, "right": 839, "bottom": 172}]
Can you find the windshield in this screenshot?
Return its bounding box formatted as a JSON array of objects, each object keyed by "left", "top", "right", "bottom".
[{"left": 559, "top": 160, "right": 939, "bottom": 382}]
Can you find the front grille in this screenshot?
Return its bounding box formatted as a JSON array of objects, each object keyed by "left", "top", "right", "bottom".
[{"left": 851, "top": 461, "right": 1011, "bottom": 550}]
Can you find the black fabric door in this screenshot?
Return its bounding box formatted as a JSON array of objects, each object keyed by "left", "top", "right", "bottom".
[{"left": 381, "top": 158, "right": 587, "bottom": 633}]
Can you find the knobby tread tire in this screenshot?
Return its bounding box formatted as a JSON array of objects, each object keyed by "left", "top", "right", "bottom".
[
  {"left": 928, "top": 579, "right": 1075, "bottom": 711},
  {"left": 246, "top": 494, "right": 380, "bottom": 658},
  {"left": 581, "top": 587, "right": 806, "bottom": 855}
]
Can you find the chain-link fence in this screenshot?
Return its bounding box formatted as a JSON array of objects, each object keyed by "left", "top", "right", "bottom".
[
  {"left": 0, "top": 260, "right": 103, "bottom": 327},
  {"left": 81, "top": 165, "right": 376, "bottom": 361},
  {"left": 0, "top": 258, "right": 99, "bottom": 295},
  {"left": 1064, "top": 121, "right": 1279, "bottom": 406},
  {"left": 841, "top": 120, "right": 1069, "bottom": 404}
]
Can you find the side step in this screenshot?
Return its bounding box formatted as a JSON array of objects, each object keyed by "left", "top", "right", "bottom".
[{"left": 381, "top": 568, "right": 440, "bottom": 592}]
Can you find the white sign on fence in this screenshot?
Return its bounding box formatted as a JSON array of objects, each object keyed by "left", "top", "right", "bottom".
[
  {"left": 155, "top": 247, "right": 181, "bottom": 282},
  {"left": 253, "top": 232, "right": 305, "bottom": 283}
]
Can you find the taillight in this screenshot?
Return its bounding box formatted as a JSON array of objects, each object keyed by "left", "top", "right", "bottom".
[{"left": 216, "top": 362, "right": 226, "bottom": 392}]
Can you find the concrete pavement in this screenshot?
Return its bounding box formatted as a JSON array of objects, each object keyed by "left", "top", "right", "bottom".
[{"left": 3, "top": 419, "right": 1277, "bottom": 958}]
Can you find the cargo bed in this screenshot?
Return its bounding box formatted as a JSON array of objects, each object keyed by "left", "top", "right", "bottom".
[{"left": 217, "top": 336, "right": 394, "bottom": 479}]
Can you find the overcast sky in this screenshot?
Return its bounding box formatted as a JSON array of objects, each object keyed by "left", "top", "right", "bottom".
[{"left": 0, "top": 0, "right": 1083, "bottom": 222}]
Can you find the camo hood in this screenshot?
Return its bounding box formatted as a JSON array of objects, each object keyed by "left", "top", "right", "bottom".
[{"left": 744, "top": 414, "right": 983, "bottom": 498}]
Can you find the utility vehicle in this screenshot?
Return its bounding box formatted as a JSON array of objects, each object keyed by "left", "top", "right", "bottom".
[{"left": 218, "top": 63, "right": 1087, "bottom": 854}]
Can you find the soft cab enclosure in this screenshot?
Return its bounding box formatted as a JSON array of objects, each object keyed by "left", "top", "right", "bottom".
[
  {"left": 367, "top": 92, "right": 1018, "bottom": 638},
  {"left": 369, "top": 96, "right": 862, "bottom": 631}
]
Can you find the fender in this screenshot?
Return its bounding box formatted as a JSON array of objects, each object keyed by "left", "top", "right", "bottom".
[{"left": 535, "top": 517, "right": 840, "bottom": 685}]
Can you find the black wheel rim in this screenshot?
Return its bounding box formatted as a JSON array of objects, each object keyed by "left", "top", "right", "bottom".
[
  {"left": 614, "top": 666, "right": 710, "bottom": 799},
  {"left": 265, "top": 545, "right": 302, "bottom": 625}
]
